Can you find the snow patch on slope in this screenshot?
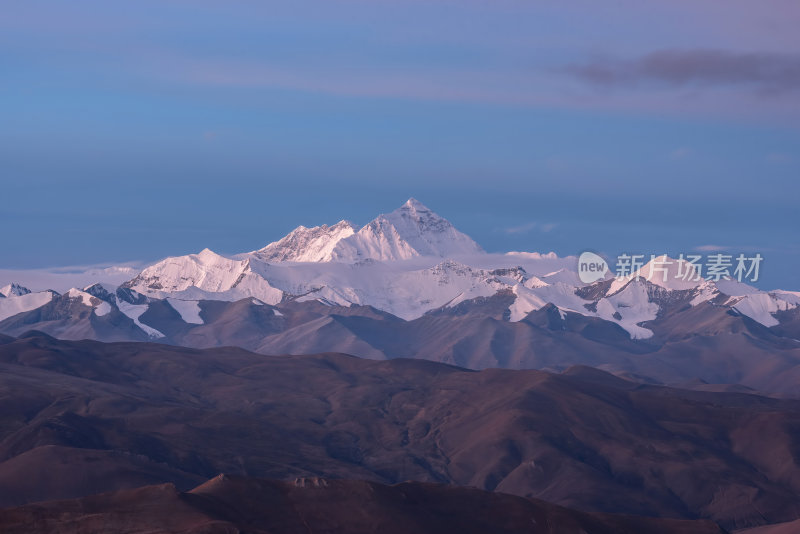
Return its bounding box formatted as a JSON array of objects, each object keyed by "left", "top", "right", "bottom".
[
  {"left": 596, "top": 281, "right": 659, "bottom": 339},
  {"left": 509, "top": 282, "right": 590, "bottom": 322},
  {"left": 731, "top": 292, "right": 799, "bottom": 327},
  {"left": 0, "top": 291, "right": 55, "bottom": 322},
  {"left": 66, "top": 288, "right": 95, "bottom": 307},
  {"left": 94, "top": 301, "right": 112, "bottom": 317},
  {"left": 116, "top": 299, "right": 165, "bottom": 338},
  {"left": 167, "top": 299, "right": 204, "bottom": 324},
  {"left": 65, "top": 287, "right": 113, "bottom": 317},
  {"left": 690, "top": 281, "right": 718, "bottom": 306}
]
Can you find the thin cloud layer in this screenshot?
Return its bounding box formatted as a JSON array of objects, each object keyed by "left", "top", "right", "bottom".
[
  {"left": 503, "top": 222, "right": 557, "bottom": 235},
  {"left": 566, "top": 49, "right": 800, "bottom": 95}
]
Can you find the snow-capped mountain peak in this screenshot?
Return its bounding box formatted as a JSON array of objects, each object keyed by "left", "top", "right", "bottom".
[
  {"left": 0, "top": 282, "right": 31, "bottom": 298},
  {"left": 382, "top": 197, "right": 483, "bottom": 256},
  {"left": 122, "top": 248, "right": 282, "bottom": 304},
  {"left": 249, "top": 198, "right": 483, "bottom": 264},
  {"left": 330, "top": 198, "right": 483, "bottom": 261},
  {"left": 608, "top": 254, "right": 705, "bottom": 294},
  {"left": 253, "top": 220, "right": 358, "bottom": 262}
]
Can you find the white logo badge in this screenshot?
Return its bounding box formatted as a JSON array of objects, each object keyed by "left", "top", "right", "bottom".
[{"left": 577, "top": 251, "right": 608, "bottom": 284}]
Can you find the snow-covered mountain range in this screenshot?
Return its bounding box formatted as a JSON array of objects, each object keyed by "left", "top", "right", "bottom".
[
  {"left": 114, "top": 199, "right": 797, "bottom": 337},
  {"left": 2, "top": 198, "right": 798, "bottom": 338},
  {"left": 1, "top": 198, "right": 799, "bottom": 394}
]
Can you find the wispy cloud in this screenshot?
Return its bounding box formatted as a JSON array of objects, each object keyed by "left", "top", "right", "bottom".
[
  {"left": 5, "top": 2, "right": 800, "bottom": 125},
  {"left": 504, "top": 222, "right": 537, "bottom": 234},
  {"left": 131, "top": 50, "right": 800, "bottom": 124},
  {"left": 565, "top": 49, "right": 800, "bottom": 95},
  {"left": 694, "top": 244, "right": 729, "bottom": 252},
  {"left": 694, "top": 244, "right": 768, "bottom": 253},
  {"left": 503, "top": 222, "right": 557, "bottom": 235}
]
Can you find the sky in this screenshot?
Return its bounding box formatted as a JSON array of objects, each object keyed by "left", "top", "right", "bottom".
[{"left": 2, "top": 0, "right": 799, "bottom": 288}]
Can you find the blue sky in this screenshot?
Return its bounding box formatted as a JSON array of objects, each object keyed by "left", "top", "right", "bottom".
[{"left": 2, "top": 1, "right": 799, "bottom": 288}]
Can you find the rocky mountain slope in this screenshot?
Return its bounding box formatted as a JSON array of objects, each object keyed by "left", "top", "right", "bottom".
[
  {"left": 0, "top": 475, "right": 727, "bottom": 534},
  {"left": 1, "top": 281, "right": 799, "bottom": 395},
  {"left": 0, "top": 334, "right": 798, "bottom": 530}
]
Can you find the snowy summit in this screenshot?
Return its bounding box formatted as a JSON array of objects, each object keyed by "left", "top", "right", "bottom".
[{"left": 253, "top": 198, "right": 482, "bottom": 263}]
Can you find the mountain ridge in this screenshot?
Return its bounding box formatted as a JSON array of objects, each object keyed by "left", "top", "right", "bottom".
[
  {"left": 1, "top": 198, "right": 798, "bottom": 397},
  {"left": 0, "top": 475, "right": 728, "bottom": 534},
  {"left": 0, "top": 334, "right": 796, "bottom": 530}
]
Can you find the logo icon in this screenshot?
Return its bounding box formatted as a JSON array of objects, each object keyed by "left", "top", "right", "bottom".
[{"left": 578, "top": 251, "right": 608, "bottom": 283}]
